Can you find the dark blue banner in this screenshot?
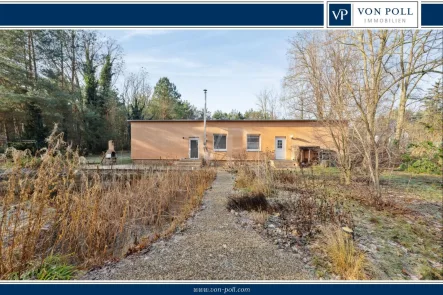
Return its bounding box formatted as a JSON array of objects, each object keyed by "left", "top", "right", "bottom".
[
  {"left": 421, "top": 3, "right": 443, "bottom": 26},
  {"left": 0, "top": 3, "right": 324, "bottom": 27},
  {"left": 0, "top": 283, "right": 442, "bottom": 295}
]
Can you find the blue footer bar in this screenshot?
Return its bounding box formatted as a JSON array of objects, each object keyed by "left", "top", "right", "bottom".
[{"left": 0, "top": 283, "right": 442, "bottom": 295}]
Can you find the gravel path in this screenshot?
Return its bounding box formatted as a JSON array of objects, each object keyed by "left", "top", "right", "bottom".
[{"left": 83, "top": 171, "right": 313, "bottom": 280}]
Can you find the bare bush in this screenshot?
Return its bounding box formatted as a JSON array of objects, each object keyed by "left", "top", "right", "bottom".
[
  {"left": 227, "top": 193, "right": 269, "bottom": 212},
  {"left": 232, "top": 157, "right": 354, "bottom": 237}
]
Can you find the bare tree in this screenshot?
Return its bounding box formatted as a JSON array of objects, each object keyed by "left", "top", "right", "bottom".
[
  {"left": 392, "top": 30, "right": 443, "bottom": 146},
  {"left": 284, "top": 30, "right": 442, "bottom": 199},
  {"left": 122, "top": 68, "right": 151, "bottom": 120},
  {"left": 255, "top": 87, "right": 279, "bottom": 119},
  {"left": 284, "top": 31, "right": 357, "bottom": 184}
]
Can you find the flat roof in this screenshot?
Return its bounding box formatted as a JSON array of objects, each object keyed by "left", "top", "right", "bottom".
[{"left": 128, "top": 119, "right": 319, "bottom": 123}]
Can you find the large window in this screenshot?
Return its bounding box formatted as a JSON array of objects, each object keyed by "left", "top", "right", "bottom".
[
  {"left": 213, "top": 134, "right": 227, "bottom": 151},
  {"left": 247, "top": 135, "right": 260, "bottom": 151}
]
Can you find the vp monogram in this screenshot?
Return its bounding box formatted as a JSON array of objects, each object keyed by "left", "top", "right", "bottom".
[
  {"left": 329, "top": 3, "right": 351, "bottom": 26},
  {"left": 332, "top": 9, "right": 349, "bottom": 20}
]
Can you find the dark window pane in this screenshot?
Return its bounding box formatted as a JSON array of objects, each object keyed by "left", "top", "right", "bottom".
[{"left": 214, "top": 134, "right": 227, "bottom": 150}]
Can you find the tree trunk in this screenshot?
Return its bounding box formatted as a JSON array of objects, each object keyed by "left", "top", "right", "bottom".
[
  {"left": 60, "top": 32, "right": 64, "bottom": 89},
  {"left": 394, "top": 84, "right": 407, "bottom": 145},
  {"left": 27, "top": 31, "right": 33, "bottom": 81},
  {"left": 23, "top": 43, "right": 28, "bottom": 80},
  {"left": 71, "top": 31, "right": 76, "bottom": 93},
  {"left": 30, "top": 31, "right": 37, "bottom": 82}
]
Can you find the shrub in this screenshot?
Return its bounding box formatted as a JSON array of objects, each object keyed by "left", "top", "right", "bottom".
[
  {"left": 227, "top": 192, "right": 269, "bottom": 212},
  {"left": 7, "top": 141, "right": 38, "bottom": 154},
  {"left": 400, "top": 158, "right": 441, "bottom": 174},
  {"left": 399, "top": 141, "right": 442, "bottom": 174}
]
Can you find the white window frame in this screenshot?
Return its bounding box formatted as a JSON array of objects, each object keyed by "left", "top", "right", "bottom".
[
  {"left": 213, "top": 134, "right": 227, "bottom": 152},
  {"left": 246, "top": 134, "right": 261, "bottom": 152}
]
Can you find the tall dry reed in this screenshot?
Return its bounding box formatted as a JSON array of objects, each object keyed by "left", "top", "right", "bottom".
[{"left": 0, "top": 127, "right": 215, "bottom": 279}]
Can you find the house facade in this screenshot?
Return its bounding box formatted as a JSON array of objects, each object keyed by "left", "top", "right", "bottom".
[{"left": 129, "top": 120, "right": 335, "bottom": 164}]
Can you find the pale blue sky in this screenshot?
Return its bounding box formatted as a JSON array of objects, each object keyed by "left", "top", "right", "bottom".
[{"left": 106, "top": 29, "right": 298, "bottom": 113}]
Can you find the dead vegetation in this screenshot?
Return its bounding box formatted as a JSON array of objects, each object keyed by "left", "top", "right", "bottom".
[
  {"left": 319, "top": 226, "right": 367, "bottom": 280},
  {"left": 229, "top": 160, "right": 442, "bottom": 280},
  {"left": 0, "top": 127, "right": 216, "bottom": 279},
  {"left": 231, "top": 163, "right": 354, "bottom": 236},
  {"left": 229, "top": 162, "right": 364, "bottom": 279},
  {"left": 227, "top": 193, "right": 269, "bottom": 212}
]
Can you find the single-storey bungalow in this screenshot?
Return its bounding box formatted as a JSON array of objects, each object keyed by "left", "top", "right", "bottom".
[{"left": 129, "top": 120, "right": 336, "bottom": 165}]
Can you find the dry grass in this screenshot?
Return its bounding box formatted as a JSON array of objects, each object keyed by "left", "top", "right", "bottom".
[
  {"left": 249, "top": 211, "right": 270, "bottom": 225},
  {"left": 234, "top": 152, "right": 274, "bottom": 197},
  {"left": 0, "top": 127, "right": 216, "bottom": 279},
  {"left": 320, "top": 226, "right": 367, "bottom": 280}
]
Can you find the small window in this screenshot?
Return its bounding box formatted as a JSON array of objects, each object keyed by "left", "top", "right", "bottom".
[
  {"left": 277, "top": 140, "right": 282, "bottom": 149},
  {"left": 213, "top": 134, "right": 227, "bottom": 151},
  {"left": 247, "top": 135, "right": 260, "bottom": 151}
]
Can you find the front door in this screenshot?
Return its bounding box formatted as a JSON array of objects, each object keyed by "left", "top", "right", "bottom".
[
  {"left": 189, "top": 138, "right": 199, "bottom": 159},
  {"left": 275, "top": 137, "right": 286, "bottom": 160}
]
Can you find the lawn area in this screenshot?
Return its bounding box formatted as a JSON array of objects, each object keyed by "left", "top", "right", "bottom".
[
  {"left": 380, "top": 171, "right": 442, "bottom": 202},
  {"left": 308, "top": 166, "right": 441, "bottom": 202},
  {"left": 85, "top": 151, "right": 132, "bottom": 165}
]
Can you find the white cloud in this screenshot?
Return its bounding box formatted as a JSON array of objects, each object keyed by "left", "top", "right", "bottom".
[
  {"left": 118, "top": 30, "right": 172, "bottom": 42},
  {"left": 125, "top": 55, "right": 204, "bottom": 70}
]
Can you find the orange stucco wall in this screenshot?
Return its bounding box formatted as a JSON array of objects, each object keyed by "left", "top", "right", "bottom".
[{"left": 130, "top": 121, "right": 334, "bottom": 160}]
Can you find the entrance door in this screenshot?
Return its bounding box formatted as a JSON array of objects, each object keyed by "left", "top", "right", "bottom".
[
  {"left": 275, "top": 137, "right": 286, "bottom": 160},
  {"left": 189, "top": 138, "right": 199, "bottom": 159}
]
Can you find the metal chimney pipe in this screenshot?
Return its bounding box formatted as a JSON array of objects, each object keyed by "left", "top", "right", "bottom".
[{"left": 203, "top": 89, "right": 207, "bottom": 154}]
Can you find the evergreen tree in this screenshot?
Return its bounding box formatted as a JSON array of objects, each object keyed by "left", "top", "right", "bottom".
[
  {"left": 228, "top": 109, "right": 244, "bottom": 120},
  {"left": 83, "top": 46, "right": 98, "bottom": 107},
  {"left": 212, "top": 110, "right": 228, "bottom": 120},
  {"left": 244, "top": 108, "right": 264, "bottom": 119},
  {"left": 175, "top": 100, "right": 198, "bottom": 119},
  {"left": 148, "top": 77, "right": 182, "bottom": 119},
  {"left": 420, "top": 80, "right": 443, "bottom": 137},
  {"left": 23, "top": 99, "right": 47, "bottom": 147},
  {"left": 99, "top": 54, "right": 113, "bottom": 110}
]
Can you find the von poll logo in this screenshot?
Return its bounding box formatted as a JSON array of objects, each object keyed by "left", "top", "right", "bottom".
[
  {"left": 332, "top": 8, "right": 348, "bottom": 20},
  {"left": 329, "top": 2, "right": 418, "bottom": 28},
  {"left": 329, "top": 3, "right": 352, "bottom": 26}
]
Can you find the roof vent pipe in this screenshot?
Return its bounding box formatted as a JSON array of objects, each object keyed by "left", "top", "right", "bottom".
[{"left": 203, "top": 89, "right": 207, "bottom": 157}]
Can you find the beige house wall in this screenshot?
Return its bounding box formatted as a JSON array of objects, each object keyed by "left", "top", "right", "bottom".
[{"left": 130, "top": 120, "right": 334, "bottom": 161}]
